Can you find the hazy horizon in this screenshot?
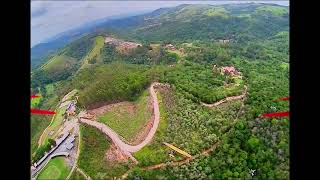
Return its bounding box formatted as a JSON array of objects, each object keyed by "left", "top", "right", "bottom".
[{"left": 31, "top": 1, "right": 289, "bottom": 48}]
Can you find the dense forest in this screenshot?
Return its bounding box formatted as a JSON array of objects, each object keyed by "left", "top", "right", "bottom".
[{"left": 31, "top": 3, "right": 289, "bottom": 179}]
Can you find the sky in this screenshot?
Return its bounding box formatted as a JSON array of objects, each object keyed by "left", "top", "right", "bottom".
[{"left": 31, "top": 1, "right": 289, "bottom": 47}]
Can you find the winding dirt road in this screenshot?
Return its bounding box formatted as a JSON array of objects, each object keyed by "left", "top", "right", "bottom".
[
  {"left": 201, "top": 85, "right": 247, "bottom": 108},
  {"left": 79, "top": 82, "right": 161, "bottom": 157}
]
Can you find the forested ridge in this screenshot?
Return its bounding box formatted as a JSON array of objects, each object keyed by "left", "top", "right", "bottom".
[{"left": 31, "top": 3, "right": 289, "bottom": 179}]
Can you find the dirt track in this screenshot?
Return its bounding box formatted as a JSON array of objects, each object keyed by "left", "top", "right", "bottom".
[
  {"left": 201, "top": 85, "right": 247, "bottom": 108},
  {"left": 79, "top": 82, "right": 161, "bottom": 158}
]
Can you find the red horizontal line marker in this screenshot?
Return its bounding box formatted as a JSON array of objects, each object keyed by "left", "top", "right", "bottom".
[
  {"left": 31, "top": 95, "right": 41, "bottom": 99},
  {"left": 31, "top": 109, "right": 55, "bottom": 115},
  {"left": 262, "top": 111, "right": 289, "bottom": 117},
  {"left": 279, "top": 97, "right": 289, "bottom": 101}
]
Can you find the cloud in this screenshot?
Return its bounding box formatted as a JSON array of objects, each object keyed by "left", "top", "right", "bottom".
[
  {"left": 31, "top": 1, "right": 50, "bottom": 18},
  {"left": 31, "top": 7, "right": 47, "bottom": 18}
]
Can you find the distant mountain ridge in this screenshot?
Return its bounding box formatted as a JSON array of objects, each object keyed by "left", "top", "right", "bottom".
[
  {"left": 31, "top": 11, "right": 150, "bottom": 68},
  {"left": 31, "top": 3, "right": 288, "bottom": 70}
]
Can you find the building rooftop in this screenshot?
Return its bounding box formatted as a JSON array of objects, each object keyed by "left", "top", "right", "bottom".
[{"left": 66, "top": 143, "right": 74, "bottom": 150}]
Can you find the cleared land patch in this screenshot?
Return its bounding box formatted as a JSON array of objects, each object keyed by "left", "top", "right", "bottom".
[
  {"left": 81, "top": 36, "right": 105, "bottom": 68},
  {"left": 134, "top": 91, "right": 170, "bottom": 166},
  {"left": 41, "top": 55, "right": 77, "bottom": 73},
  {"left": 256, "top": 5, "right": 288, "bottom": 16},
  {"left": 98, "top": 90, "right": 153, "bottom": 143}
]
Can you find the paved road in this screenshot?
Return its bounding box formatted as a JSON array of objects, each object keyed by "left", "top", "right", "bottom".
[
  {"left": 79, "top": 82, "right": 161, "bottom": 155},
  {"left": 31, "top": 133, "right": 76, "bottom": 178}
]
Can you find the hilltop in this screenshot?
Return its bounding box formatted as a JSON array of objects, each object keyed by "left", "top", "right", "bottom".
[{"left": 31, "top": 3, "right": 289, "bottom": 180}]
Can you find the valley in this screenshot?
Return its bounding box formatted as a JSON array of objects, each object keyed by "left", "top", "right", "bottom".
[{"left": 31, "top": 3, "right": 289, "bottom": 180}]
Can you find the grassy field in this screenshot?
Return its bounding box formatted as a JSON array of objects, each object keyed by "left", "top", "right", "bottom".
[
  {"left": 68, "top": 169, "right": 86, "bottom": 180},
  {"left": 41, "top": 54, "right": 77, "bottom": 73},
  {"left": 134, "top": 92, "right": 172, "bottom": 167},
  {"left": 280, "top": 62, "right": 289, "bottom": 70},
  {"left": 31, "top": 94, "right": 42, "bottom": 108},
  {"left": 31, "top": 91, "right": 60, "bottom": 155},
  {"left": 37, "top": 157, "right": 71, "bottom": 180},
  {"left": 61, "top": 89, "right": 78, "bottom": 103},
  {"left": 81, "top": 36, "right": 105, "bottom": 68},
  {"left": 203, "top": 7, "right": 228, "bottom": 17},
  {"left": 40, "top": 106, "right": 67, "bottom": 146},
  {"left": 256, "top": 5, "right": 288, "bottom": 16},
  {"left": 99, "top": 90, "right": 152, "bottom": 141},
  {"left": 78, "top": 125, "right": 130, "bottom": 179},
  {"left": 31, "top": 115, "right": 51, "bottom": 155}
]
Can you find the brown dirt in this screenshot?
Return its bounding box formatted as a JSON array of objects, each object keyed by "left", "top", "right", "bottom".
[
  {"left": 87, "top": 101, "right": 133, "bottom": 117},
  {"left": 105, "top": 143, "right": 130, "bottom": 162},
  {"left": 129, "top": 114, "right": 154, "bottom": 145},
  {"left": 127, "top": 95, "right": 153, "bottom": 145}
]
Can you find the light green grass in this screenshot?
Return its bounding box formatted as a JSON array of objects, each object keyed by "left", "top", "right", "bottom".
[
  {"left": 256, "top": 5, "right": 288, "bottom": 16},
  {"left": 166, "top": 49, "right": 183, "bottom": 58},
  {"left": 81, "top": 36, "right": 105, "bottom": 68},
  {"left": 31, "top": 94, "right": 42, "bottom": 108},
  {"left": 31, "top": 115, "right": 51, "bottom": 155},
  {"left": 37, "top": 157, "right": 70, "bottom": 180},
  {"left": 280, "top": 62, "right": 289, "bottom": 70},
  {"left": 99, "top": 90, "right": 152, "bottom": 141},
  {"left": 134, "top": 92, "right": 170, "bottom": 166},
  {"left": 41, "top": 55, "right": 77, "bottom": 73},
  {"left": 41, "top": 106, "right": 67, "bottom": 146},
  {"left": 61, "top": 89, "right": 78, "bottom": 103},
  {"left": 51, "top": 107, "right": 67, "bottom": 128},
  {"left": 203, "top": 7, "right": 229, "bottom": 18},
  {"left": 237, "top": 14, "right": 251, "bottom": 18},
  {"left": 45, "top": 84, "right": 55, "bottom": 96}
]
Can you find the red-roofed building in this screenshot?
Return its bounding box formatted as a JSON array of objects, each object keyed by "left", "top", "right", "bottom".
[{"left": 221, "top": 66, "right": 240, "bottom": 76}]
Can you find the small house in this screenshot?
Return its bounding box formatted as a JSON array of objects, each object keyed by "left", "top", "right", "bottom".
[
  {"left": 221, "top": 66, "right": 240, "bottom": 76},
  {"left": 66, "top": 102, "right": 76, "bottom": 116},
  {"left": 165, "top": 44, "right": 176, "bottom": 51}
]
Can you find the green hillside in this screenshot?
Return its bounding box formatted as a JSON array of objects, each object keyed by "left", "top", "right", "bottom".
[{"left": 31, "top": 3, "right": 289, "bottom": 180}]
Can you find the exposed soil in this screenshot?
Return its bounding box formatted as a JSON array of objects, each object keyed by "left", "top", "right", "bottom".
[
  {"left": 79, "top": 83, "right": 161, "bottom": 154},
  {"left": 87, "top": 102, "right": 133, "bottom": 117},
  {"left": 105, "top": 143, "right": 130, "bottom": 162},
  {"left": 128, "top": 114, "right": 154, "bottom": 145}
]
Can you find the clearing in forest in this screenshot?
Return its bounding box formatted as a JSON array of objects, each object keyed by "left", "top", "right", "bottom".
[{"left": 98, "top": 90, "right": 153, "bottom": 143}]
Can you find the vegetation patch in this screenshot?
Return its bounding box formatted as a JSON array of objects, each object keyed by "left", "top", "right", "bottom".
[
  {"left": 81, "top": 36, "right": 105, "bottom": 67},
  {"left": 256, "top": 5, "right": 288, "bottom": 16},
  {"left": 41, "top": 55, "right": 77, "bottom": 73},
  {"left": 40, "top": 106, "right": 67, "bottom": 146},
  {"left": 69, "top": 169, "right": 86, "bottom": 180},
  {"left": 163, "top": 63, "right": 244, "bottom": 104},
  {"left": 78, "top": 125, "right": 130, "bottom": 178},
  {"left": 31, "top": 94, "right": 42, "bottom": 108},
  {"left": 204, "top": 7, "right": 229, "bottom": 18},
  {"left": 37, "top": 157, "right": 70, "bottom": 180},
  {"left": 99, "top": 90, "right": 152, "bottom": 142},
  {"left": 134, "top": 91, "right": 170, "bottom": 166},
  {"left": 69, "top": 63, "right": 154, "bottom": 108}
]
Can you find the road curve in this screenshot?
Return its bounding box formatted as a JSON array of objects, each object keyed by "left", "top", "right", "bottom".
[
  {"left": 201, "top": 85, "right": 247, "bottom": 108},
  {"left": 79, "top": 82, "right": 161, "bottom": 154}
]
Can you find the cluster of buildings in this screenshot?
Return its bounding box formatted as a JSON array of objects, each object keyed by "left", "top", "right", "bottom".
[
  {"left": 218, "top": 39, "right": 231, "bottom": 44},
  {"left": 213, "top": 65, "right": 241, "bottom": 76},
  {"left": 105, "top": 36, "right": 142, "bottom": 50},
  {"left": 164, "top": 44, "right": 177, "bottom": 51},
  {"left": 221, "top": 66, "right": 241, "bottom": 76},
  {"left": 66, "top": 101, "right": 76, "bottom": 116}
]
